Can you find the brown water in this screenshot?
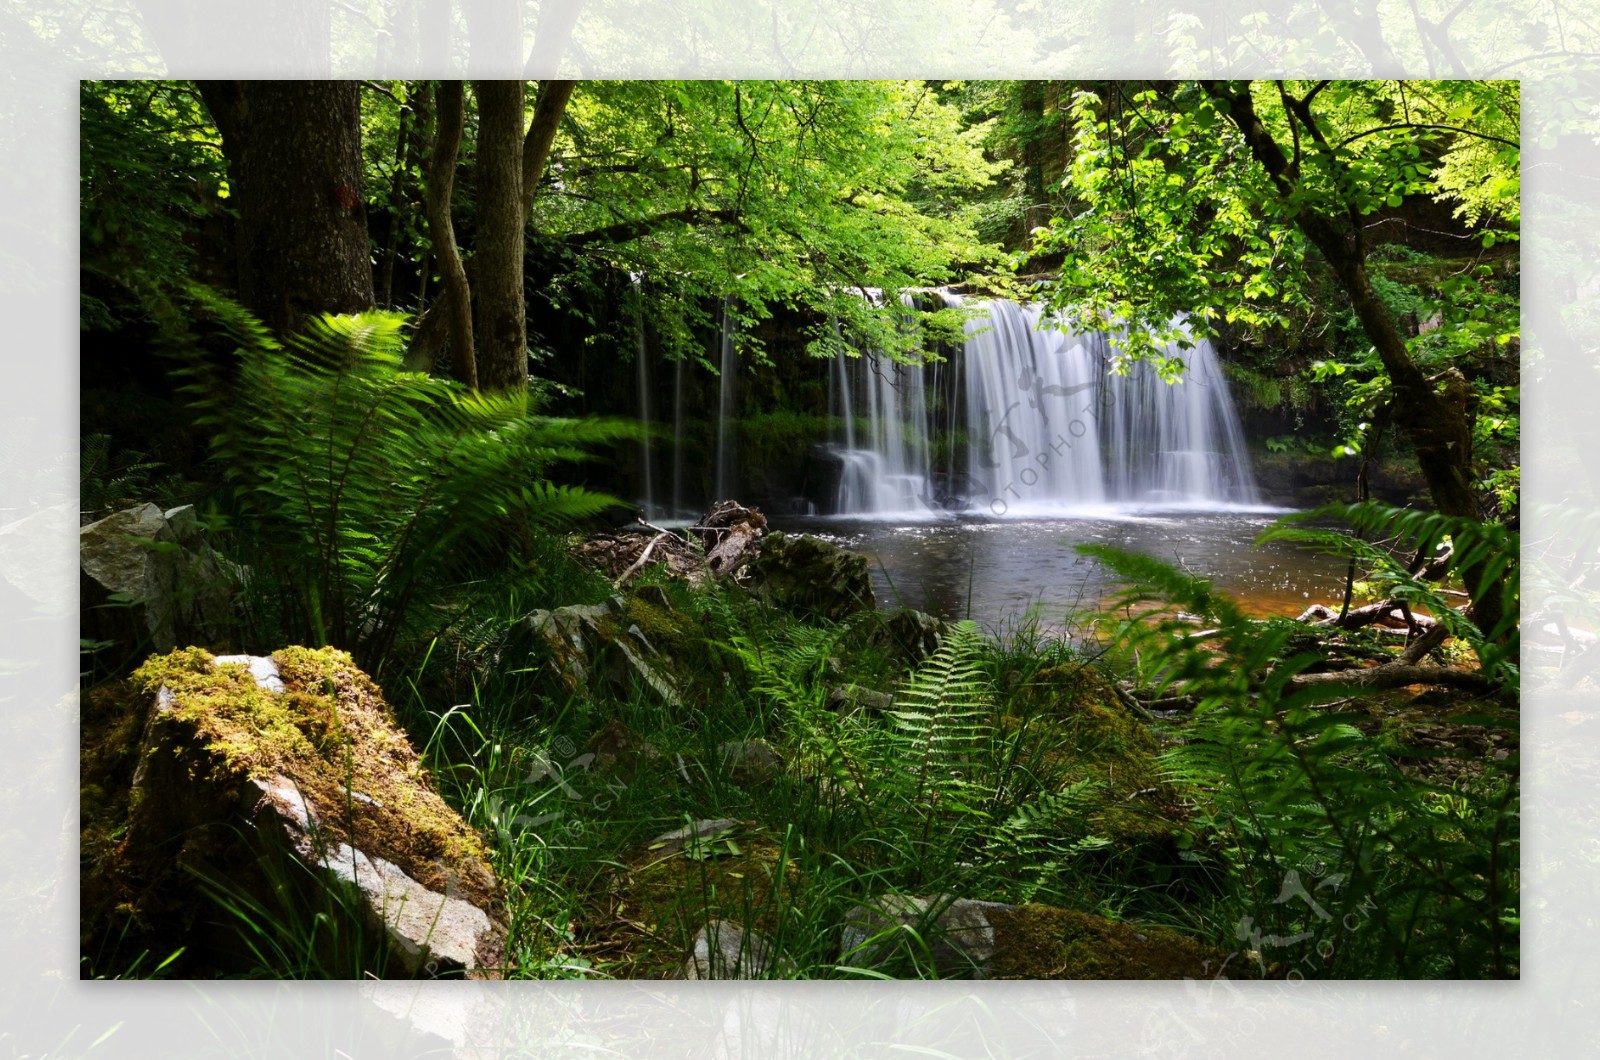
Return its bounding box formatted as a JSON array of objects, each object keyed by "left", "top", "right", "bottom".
[{"left": 780, "top": 510, "right": 1351, "bottom": 632}]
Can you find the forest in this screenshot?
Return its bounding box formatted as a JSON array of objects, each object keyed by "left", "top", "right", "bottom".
[{"left": 78, "top": 78, "right": 1520, "bottom": 980}]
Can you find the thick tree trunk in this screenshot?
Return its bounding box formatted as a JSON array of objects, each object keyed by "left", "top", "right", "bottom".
[
  {"left": 197, "top": 81, "right": 373, "bottom": 337},
  {"left": 471, "top": 80, "right": 529, "bottom": 391}
]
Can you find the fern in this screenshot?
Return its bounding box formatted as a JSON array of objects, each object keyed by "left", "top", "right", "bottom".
[
  {"left": 1080, "top": 540, "right": 1518, "bottom": 978},
  {"left": 871, "top": 620, "right": 996, "bottom": 878},
  {"left": 176, "top": 294, "right": 635, "bottom": 671}
]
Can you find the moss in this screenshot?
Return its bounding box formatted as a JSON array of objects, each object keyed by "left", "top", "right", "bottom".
[
  {"left": 1003, "top": 666, "right": 1186, "bottom": 853},
  {"left": 587, "top": 826, "right": 803, "bottom": 977},
  {"left": 989, "top": 903, "right": 1242, "bottom": 979},
  {"left": 125, "top": 646, "right": 498, "bottom": 912}
]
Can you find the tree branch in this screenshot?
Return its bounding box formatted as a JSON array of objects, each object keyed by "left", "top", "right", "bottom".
[{"left": 563, "top": 208, "right": 747, "bottom": 248}]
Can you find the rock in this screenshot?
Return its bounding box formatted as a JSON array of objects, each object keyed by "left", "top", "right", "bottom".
[
  {"left": 584, "top": 720, "right": 660, "bottom": 775},
  {"left": 646, "top": 818, "right": 742, "bottom": 856},
  {"left": 840, "top": 894, "right": 1246, "bottom": 979},
  {"left": 109, "top": 646, "right": 508, "bottom": 978},
  {"left": 827, "top": 683, "right": 894, "bottom": 717},
  {"left": 516, "top": 595, "right": 681, "bottom": 707},
  {"left": 716, "top": 738, "right": 784, "bottom": 786},
  {"left": 840, "top": 894, "right": 1012, "bottom": 976},
  {"left": 678, "top": 919, "right": 794, "bottom": 979},
  {"left": 80, "top": 502, "right": 235, "bottom": 654},
  {"left": 749, "top": 531, "right": 876, "bottom": 621},
  {"left": 867, "top": 608, "right": 945, "bottom": 665}
]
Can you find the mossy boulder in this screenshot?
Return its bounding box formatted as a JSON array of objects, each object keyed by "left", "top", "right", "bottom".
[
  {"left": 1006, "top": 665, "right": 1186, "bottom": 855},
  {"left": 91, "top": 646, "right": 508, "bottom": 978},
  {"left": 588, "top": 820, "right": 803, "bottom": 978},
  {"left": 839, "top": 894, "right": 1244, "bottom": 979},
  {"left": 749, "top": 531, "right": 877, "bottom": 621},
  {"left": 987, "top": 903, "right": 1245, "bottom": 979}
]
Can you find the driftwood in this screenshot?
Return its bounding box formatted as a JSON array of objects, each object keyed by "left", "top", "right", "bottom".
[
  {"left": 571, "top": 528, "right": 705, "bottom": 585},
  {"left": 692, "top": 501, "right": 767, "bottom": 579},
  {"left": 1296, "top": 598, "right": 1439, "bottom": 634},
  {"left": 570, "top": 502, "right": 768, "bottom": 587},
  {"left": 1285, "top": 662, "right": 1493, "bottom": 695}
]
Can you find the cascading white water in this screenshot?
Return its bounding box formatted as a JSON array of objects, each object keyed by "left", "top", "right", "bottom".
[
  {"left": 825, "top": 311, "right": 937, "bottom": 516},
  {"left": 712, "top": 300, "right": 738, "bottom": 502},
  {"left": 823, "top": 296, "right": 1258, "bottom": 515},
  {"left": 634, "top": 301, "right": 657, "bottom": 520}
]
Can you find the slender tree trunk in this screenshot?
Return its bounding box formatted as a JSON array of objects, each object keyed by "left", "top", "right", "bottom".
[
  {"left": 197, "top": 80, "right": 373, "bottom": 336},
  {"left": 472, "top": 80, "right": 528, "bottom": 391},
  {"left": 1202, "top": 80, "right": 1506, "bottom": 641},
  {"left": 424, "top": 80, "right": 477, "bottom": 389},
  {"left": 521, "top": 81, "right": 576, "bottom": 220},
  {"left": 377, "top": 89, "right": 418, "bottom": 308}
]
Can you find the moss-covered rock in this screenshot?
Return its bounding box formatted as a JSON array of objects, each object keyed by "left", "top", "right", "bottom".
[
  {"left": 749, "top": 531, "right": 877, "bottom": 621},
  {"left": 88, "top": 646, "right": 508, "bottom": 978},
  {"left": 839, "top": 894, "right": 1244, "bottom": 979},
  {"left": 988, "top": 903, "right": 1244, "bottom": 979},
  {"left": 584, "top": 821, "right": 802, "bottom": 978}
]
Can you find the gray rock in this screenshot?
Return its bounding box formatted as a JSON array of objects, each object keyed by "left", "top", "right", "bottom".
[
  {"left": 827, "top": 683, "right": 894, "bottom": 718},
  {"left": 678, "top": 919, "right": 794, "bottom": 980},
  {"left": 868, "top": 608, "right": 946, "bottom": 666},
  {"left": 839, "top": 894, "right": 1016, "bottom": 977},
  {"left": 519, "top": 596, "right": 681, "bottom": 706},
  {"left": 80, "top": 502, "right": 234, "bottom": 653},
  {"left": 717, "top": 738, "right": 784, "bottom": 785}
]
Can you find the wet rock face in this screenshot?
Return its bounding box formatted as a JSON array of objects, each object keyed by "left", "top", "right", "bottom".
[
  {"left": 80, "top": 503, "right": 235, "bottom": 656},
  {"left": 106, "top": 647, "right": 508, "bottom": 978},
  {"left": 748, "top": 531, "right": 877, "bottom": 621}
]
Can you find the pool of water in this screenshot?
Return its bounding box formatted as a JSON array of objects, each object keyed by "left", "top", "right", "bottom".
[{"left": 777, "top": 508, "right": 1351, "bottom": 631}]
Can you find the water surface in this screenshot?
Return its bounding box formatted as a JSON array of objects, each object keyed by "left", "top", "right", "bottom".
[{"left": 779, "top": 509, "right": 1350, "bottom": 632}]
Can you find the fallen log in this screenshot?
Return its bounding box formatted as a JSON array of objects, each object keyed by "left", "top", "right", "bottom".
[{"left": 1286, "top": 662, "right": 1493, "bottom": 694}]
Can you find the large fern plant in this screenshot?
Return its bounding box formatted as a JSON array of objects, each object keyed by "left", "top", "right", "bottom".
[
  {"left": 1081, "top": 516, "right": 1518, "bottom": 979},
  {"left": 180, "top": 294, "right": 632, "bottom": 672}
]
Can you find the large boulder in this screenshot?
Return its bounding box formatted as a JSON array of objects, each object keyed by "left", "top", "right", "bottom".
[
  {"left": 80, "top": 503, "right": 235, "bottom": 656},
  {"left": 94, "top": 646, "right": 508, "bottom": 978},
  {"left": 839, "top": 894, "right": 1246, "bottom": 979},
  {"left": 748, "top": 531, "right": 877, "bottom": 621}
]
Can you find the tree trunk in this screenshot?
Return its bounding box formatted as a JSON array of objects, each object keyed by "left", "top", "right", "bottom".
[
  {"left": 1202, "top": 80, "right": 1507, "bottom": 643},
  {"left": 471, "top": 81, "right": 528, "bottom": 391},
  {"left": 198, "top": 81, "right": 373, "bottom": 337},
  {"left": 423, "top": 80, "right": 477, "bottom": 389}
]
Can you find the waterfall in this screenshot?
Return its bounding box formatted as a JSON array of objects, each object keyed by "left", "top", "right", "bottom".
[
  {"left": 824, "top": 315, "right": 937, "bottom": 517},
  {"left": 634, "top": 302, "right": 656, "bottom": 520},
  {"left": 822, "top": 296, "right": 1258, "bottom": 516},
  {"left": 713, "top": 300, "right": 737, "bottom": 502}
]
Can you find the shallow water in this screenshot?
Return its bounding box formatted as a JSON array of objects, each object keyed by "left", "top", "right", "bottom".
[{"left": 778, "top": 507, "right": 1351, "bottom": 631}]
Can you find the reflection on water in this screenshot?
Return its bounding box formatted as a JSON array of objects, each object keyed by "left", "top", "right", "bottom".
[{"left": 779, "top": 511, "right": 1351, "bottom": 631}]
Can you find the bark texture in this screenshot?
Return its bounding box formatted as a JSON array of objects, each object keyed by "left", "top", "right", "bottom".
[
  {"left": 471, "top": 80, "right": 529, "bottom": 391},
  {"left": 198, "top": 81, "right": 373, "bottom": 337}
]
